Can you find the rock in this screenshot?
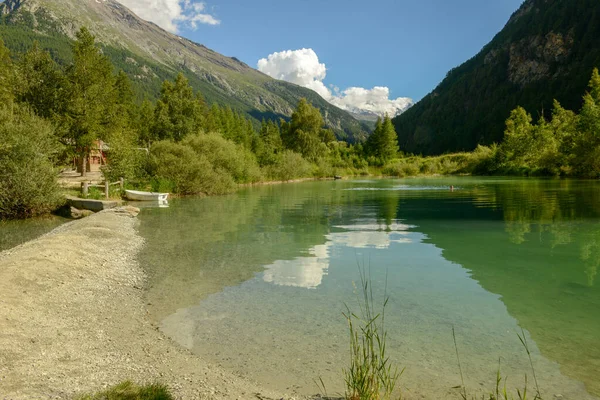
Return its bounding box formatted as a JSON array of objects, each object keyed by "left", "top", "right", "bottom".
[
  {"left": 112, "top": 206, "right": 141, "bottom": 218},
  {"left": 70, "top": 207, "right": 94, "bottom": 219}
]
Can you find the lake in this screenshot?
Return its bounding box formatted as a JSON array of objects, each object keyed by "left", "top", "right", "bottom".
[
  {"left": 0, "top": 215, "right": 67, "bottom": 253},
  {"left": 138, "top": 177, "right": 600, "bottom": 399}
]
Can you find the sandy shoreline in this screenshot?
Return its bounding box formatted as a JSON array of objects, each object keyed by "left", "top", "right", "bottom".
[{"left": 0, "top": 209, "right": 291, "bottom": 399}]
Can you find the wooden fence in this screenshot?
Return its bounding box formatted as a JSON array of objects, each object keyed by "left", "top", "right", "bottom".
[{"left": 81, "top": 178, "right": 124, "bottom": 199}]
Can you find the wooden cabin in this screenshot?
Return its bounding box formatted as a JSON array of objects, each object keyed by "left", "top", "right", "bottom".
[{"left": 75, "top": 140, "right": 108, "bottom": 173}]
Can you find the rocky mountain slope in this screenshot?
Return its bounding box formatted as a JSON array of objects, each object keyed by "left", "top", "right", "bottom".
[
  {"left": 392, "top": 0, "right": 600, "bottom": 155},
  {"left": 0, "top": 0, "right": 368, "bottom": 141}
]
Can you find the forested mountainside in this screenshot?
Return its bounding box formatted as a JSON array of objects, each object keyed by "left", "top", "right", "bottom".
[
  {"left": 0, "top": 0, "right": 369, "bottom": 142},
  {"left": 392, "top": 0, "right": 600, "bottom": 155}
]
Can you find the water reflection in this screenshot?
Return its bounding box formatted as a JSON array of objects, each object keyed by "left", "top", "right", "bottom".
[
  {"left": 410, "top": 179, "right": 600, "bottom": 396},
  {"left": 139, "top": 178, "right": 600, "bottom": 398},
  {"left": 263, "top": 244, "right": 329, "bottom": 289},
  {"left": 263, "top": 222, "right": 413, "bottom": 289}
]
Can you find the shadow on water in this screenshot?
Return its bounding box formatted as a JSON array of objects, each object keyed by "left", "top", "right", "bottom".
[
  {"left": 405, "top": 179, "right": 600, "bottom": 396},
  {"left": 0, "top": 215, "right": 67, "bottom": 253}
]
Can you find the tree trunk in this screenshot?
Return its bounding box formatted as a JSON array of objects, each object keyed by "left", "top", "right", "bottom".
[{"left": 80, "top": 152, "right": 87, "bottom": 177}]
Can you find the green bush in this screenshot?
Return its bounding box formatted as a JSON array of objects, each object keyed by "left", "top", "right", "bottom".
[
  {"left": 313, "top": 157, "right": 335, "bottom": 178},
  {"left": 0, "top": 105, "right": 64, "bottom": 219},
  {"left": 103, "top": 130, "right": 148, "bottom": 183},
  {"left": 149, "top": 140, "right": 236, "bottom": 196},
  {"left": 184, "top": 133, "right": 262, "bottom": 184},
  {"left": 382, "top": 160, "right": 420, "bottom": 177},
  {"left": 264, "top": 150, "right": 313, "bottom": 181},
  {"left": 77, "top": 381, "right": 173, "bottom": 400}
]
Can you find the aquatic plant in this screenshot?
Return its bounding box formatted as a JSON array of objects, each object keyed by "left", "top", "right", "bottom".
[
  {"left": 343, "top": 265, "right": 403, "bottom": 400},
  {"left": 452, "top": 327, "right": 543, "bottom": 400}
]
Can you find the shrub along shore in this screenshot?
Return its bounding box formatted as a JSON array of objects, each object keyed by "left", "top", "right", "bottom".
[{"left": 2, "top": 27, "right": 600, "bottom": 220}]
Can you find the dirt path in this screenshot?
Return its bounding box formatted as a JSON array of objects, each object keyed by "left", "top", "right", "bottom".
[{"left": 0, "top": 209, "right": 289, "bottom": 399}]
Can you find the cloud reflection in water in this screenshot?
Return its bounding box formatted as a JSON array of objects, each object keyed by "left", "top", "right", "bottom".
[{"left": 262, "top": 222, "right": 414, "bottom": 289}]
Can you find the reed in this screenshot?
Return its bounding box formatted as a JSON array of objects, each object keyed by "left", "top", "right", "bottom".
[
  {"left": 452, "top": 327, "right": 543, "bottom": 400},
  {"left": 343, "top": 265, "right": 403, "bottom": 400}
]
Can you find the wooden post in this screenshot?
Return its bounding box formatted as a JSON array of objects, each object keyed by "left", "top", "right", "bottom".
[
  {"left": 105, "top": 181, "right": 109, "bottom": 199},
  {"left": 120, "top": 177, "right": 124, "bottom": 191},
  {"left": 82, "top": 182, "right": 89, "bottom": 198}
]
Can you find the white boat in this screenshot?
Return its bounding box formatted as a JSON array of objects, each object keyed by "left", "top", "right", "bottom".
[{"left": 125, "top": 190, "right": 169, "bottom": 202}]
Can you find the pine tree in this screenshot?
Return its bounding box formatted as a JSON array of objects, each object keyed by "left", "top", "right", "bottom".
[
  {"left": 113, "top": 70, "right": 137, "bottom": 129},
  {"left": 366, "top": 116, "right": 398, "bottom": 163},
  {"left": 589, "top": 67, "right": 600, "bottom": 104},
  {"left": 137, "top": 99, "right": 155, "bottom": 147},
  {"left": 17, "top": 42, "right": 66, "bottom": 119},
  {"left": 379, "top": 116, "right": 399, "bottom": 162},
  {"left": 256, "top": 119, "right": 283, "bottom": 166},
  {"left": 574, "top": 71, "right": 600, "bottom": 177},
  {"left": 153, "top": 73, "right": 205, "bottom": 141},
  {"left": 365, "top": 117, "right": 383, "bottom": 160},
  {"left": 0, "top": 39, "right": 15, "bottom": 106},
  {"left": 61, "top": 27, "right": 116, "bottom": 176}
]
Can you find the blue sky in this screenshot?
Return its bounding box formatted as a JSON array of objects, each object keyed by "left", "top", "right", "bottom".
[{"left": 120, "top": 0, "right": 524, "bottom": 114}]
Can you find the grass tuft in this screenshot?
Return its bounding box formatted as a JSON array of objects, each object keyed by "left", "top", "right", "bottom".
[
  {"left": 452, "top": 327, "right": 543, "bottom": 400},
  {"left": 76, "top": 381, "right": 173, "bottom": 400},
  {"left": 343, "top": 264, "right": 403, "bottom": 400}
]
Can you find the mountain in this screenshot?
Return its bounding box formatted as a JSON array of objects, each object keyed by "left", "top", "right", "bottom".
[
  {"left": 0, "top": 0, "right": 369, "bottom": 142},
  {"left": 392, "top": 0, "right": 600, "bottom": 155}
]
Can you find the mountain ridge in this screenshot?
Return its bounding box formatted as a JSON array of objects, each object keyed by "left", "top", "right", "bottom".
[
  {"left": 392, "top": 0, "right": 600, "bottom": 155},
  {"left": 0, "top": 0, "right": 369, "bottom": 142}
]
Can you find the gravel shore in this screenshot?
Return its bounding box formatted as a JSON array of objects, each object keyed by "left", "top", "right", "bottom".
[{"left": 0, "top": 208, "right": 288, "bottom": 399}]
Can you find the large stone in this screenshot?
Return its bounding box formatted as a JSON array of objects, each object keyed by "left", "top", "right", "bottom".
[
  {"left": 70, "top": 207, "right": 94, "bottom": 219},
  {"left": 66, "top": 197, "right": 120, "bottom": 213}
]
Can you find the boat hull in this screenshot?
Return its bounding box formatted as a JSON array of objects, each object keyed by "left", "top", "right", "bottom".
[{"left": 125, "top": 190, "right": 169, "bottom": 202}]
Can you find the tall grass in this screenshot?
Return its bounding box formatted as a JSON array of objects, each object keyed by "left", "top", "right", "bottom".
[
  {"left": 76, "top": 381, "right": 173, "bottom": 400},
  {"left": 452, "top": 327, "right": 542, "bottom": 400},
  {"left": 343, "top": 266, "right": 403, "bottom": 400}
]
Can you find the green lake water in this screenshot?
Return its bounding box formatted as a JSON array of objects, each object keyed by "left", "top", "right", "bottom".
[
  {"left": 0, "top": 215, "right": 67, "bottom": 253},
  {"left": 138, "top": 177, "right": 600, "bottom": 399}
]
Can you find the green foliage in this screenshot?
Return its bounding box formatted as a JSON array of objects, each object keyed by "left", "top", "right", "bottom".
[
  {"left": 393, "top": 0, "right": 600, "bottom": 155},
  {"left": 263, "top": 150, "right": 313, "bottom": 182},
  {"left": 60, "top": 27, "right": 117, "bottom": 175},
  {"left": 0, "top": 38, "right": 16, "bottom": 105},
  {"left": 153, "top": 73, "right": 206, "bottom": 142},
  {"left": 16, "top": 41, "right": 66, "bottom": 119},
  {"left": 255, "top": 119, "right": 283, "bottom": 166},
  {"left": 76, "top": 381, "right": 173, "bottom": 400},
  {"left": 0, "top": 105, "right": 63, "bottom": 219},
  {"left": 281, "top": 98, "right": 334, "bottom": 161},
  {"left": 488, "top": 68, "right": 600, "bottom": 178},
  {"left": 147, "top": 133, "right": 262, "bottom": 194},
  {"left": 183, "top": 133, "right": 262, "bottom": 184},
  {"left": 102, "top": 130, "right": 146, "bottom": 183},
  {"left": 148, "top": 140, "right": 236, "bottom": 196},
  {"left": 366, "top": 116, "right": 399, "bottom": 164}
]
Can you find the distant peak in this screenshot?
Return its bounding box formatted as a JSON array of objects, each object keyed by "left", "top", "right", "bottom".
[{"left": 0, "top": 0, "right": 25, "bottom": 14}]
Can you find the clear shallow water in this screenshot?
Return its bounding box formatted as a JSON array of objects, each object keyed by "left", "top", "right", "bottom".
[
  {"left": 139, "top": 177, "right": 600, "bottom": 399},
  {"left": 0, "top": 215, "right": 67, "bottom": 253}
]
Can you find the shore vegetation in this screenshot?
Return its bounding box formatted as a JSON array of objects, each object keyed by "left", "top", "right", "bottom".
[{"left": 1, "top": 28, "right": 600, "bottom": 220}]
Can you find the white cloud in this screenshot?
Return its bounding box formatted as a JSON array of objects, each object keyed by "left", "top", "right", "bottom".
[
  {"left": 257, "top": 48, "right": 413, "bottom": 117},
  {"left": 257, "top": 49, "right": 331, "bottom": 99},
  {"left": 116, "top": 0, "right": 220, "bottom": 33}
]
